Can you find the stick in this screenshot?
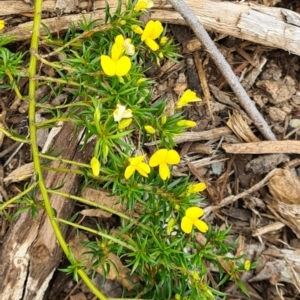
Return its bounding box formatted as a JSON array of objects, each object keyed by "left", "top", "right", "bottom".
[{"left": 167, "top": 0, "right": 277, "bottom": 141}]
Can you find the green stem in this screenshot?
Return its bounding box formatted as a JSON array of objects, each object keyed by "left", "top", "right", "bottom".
[
  {"left": 0, "top": 126, "right": 30, "bottom": 144},
  {"left": 39, "top": 153, "right": 90, "bottom": 169},
  {"left": 47, "top": 189, "right": 151, "bottom": 232},
  {"left": 35, "top": 117, "right": 72, "bottom": 127},
  {"left": 28, "top": 1, "right": 107, "bottom": 299},
  {"left": 5, "top": 68, "right": 23, "bottom": 99},
  {"left": 0, "top": 183, "right": 38, "bottom": 211},
  {"left": 43, "top": 24, "right": 112, "bottom": 58},
  {"left": 55, "top": 218, "right": 135, "bottom": 251},
  {"left": 34, "top": 75, "right": 99, "bottom": 92}
]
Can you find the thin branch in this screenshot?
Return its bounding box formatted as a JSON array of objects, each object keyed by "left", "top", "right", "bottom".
[{"left": 167, "top": 0, "right": 277, "bottom": 141}]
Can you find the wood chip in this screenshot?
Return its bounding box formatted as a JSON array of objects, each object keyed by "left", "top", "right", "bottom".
[
  {"left": 222, "top": 141, "right": 300, "bottom": 154},
  {"left": 145, "top": 127, "right": 232, "bottom": 146},
  {"left": 227, "top": 110, "right": 260, "bottom": 143}
]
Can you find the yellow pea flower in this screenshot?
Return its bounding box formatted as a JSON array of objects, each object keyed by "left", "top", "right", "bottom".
[
  {"left": 149, "top": 149, "right": 180, "bottom": 180},
  {"left": 181, "top": 207, "right": 208, "bottom": 234},
  {"left": 100, "top": 35, "right": 131, "bottom": 77},
  {"left": 113, "top": 104, "right": 132, "bottom": 122},
  {"left": 187, "top": 182, "right": 207, "bottom": 194},
  {"left": 118, "top": 118, "right": 132, "bottom": 129},
  {"left": 142, "top": 20, "right": 163, "bottom": 51},
  {"left": 134, "top": 0, "right": 153, "bottom": 11},
  {"left": 144, "top": 125, "right": 156, "bottom": 134},
  {"left": 176, "top": 120, "right": 197, "bottom": 128},
  {"left": 0, "top": 20, "right": 5, "bottom": 30},
  {"left": 125, "top": 154, "right": 151, "bottom": 179},
  {"left": 176, "top": 89, "right": 202, "bottom": 109},
  {"left": 90, "top": 157, "right": 100, "bottom": 176},
  {"left": 132, "top": 21, "right": 164, "bottom": 51}
]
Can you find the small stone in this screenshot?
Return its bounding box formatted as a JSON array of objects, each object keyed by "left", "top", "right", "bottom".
[{"left": 268, "top": 107, "right": 287, "bottom": 122}]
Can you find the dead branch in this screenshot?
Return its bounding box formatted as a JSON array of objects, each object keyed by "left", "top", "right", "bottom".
[{"left": 167, "top": 0, "right": 277, "bottom": 141}]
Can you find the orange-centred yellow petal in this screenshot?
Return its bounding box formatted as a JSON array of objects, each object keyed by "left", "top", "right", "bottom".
[
  {"left": 115, "top": 56, "right": 131, "bottom": 77},
  {"left": 181, "top": 216, "right": 193, "bottom": 234},
  {"left": 159, "top": 162, "right": 170, "bottom": 180},
  {"left": 166, "top": 149, "right": 180, "bottom": 165},
  {"left": 185, "top": 207, "right": 204, "bottom": 220},
  {"left": 101, "top": 55, "right": 116, "bottom": 76},
  {"left": 149, "top": 149, "right": 168, "bottom": 166},
  {"left": 193, "top": 219, "right": 208, "bottom": 233}
]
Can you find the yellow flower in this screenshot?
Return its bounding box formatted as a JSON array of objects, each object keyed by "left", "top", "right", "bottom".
[
  {"left": 144, "top": 125, "right": 156, "bottom": 134},
  {"left": 176, "top": 89, "right": 202, "bottom": 109},
  {"left": 132, "top": 21, "right": 163, "bottom": 51},
  {"left": 244, "top": 260, "right": 251, "bottom": 271},
  {"left": 181, "top": 207, "right": 208, "bottom": 234},
  {"left": 142, "top": 20, "right": 163, "bottom": 51},
  {"left": 118, "top": 118, "right": 132, "bottom": 129},
  {"left": 113, "top": 104, "right": 132, "bottom": 122},
  {"left": 125, "top": 154, "right": 151, "bottom": 179},
  {"left": 176, "top": 120, "right": 197, "bottom": 128},
  {"left": 134, "top": 0, "right": 153, "bottom": 11},
  {"left": 0, "top": 20, "right": 4, "bottom": 30},
  {"left": 100, "top": 35, "right": 131, "bottom": 77},
  {"left": 187, "top": 182, "right": 206, "bottom": 194},
  {"left": 90, "top": 157, "right": 100, "bottom": 176},
  {"left": 149, "top": 149, "right": 180, "bottom": 180}
]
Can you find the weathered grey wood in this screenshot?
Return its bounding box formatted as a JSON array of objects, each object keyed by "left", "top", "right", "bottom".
[
  {"left": 1, "top": 0, "right": 300, "bottom": 55},
  {"left": 0, "top": 122, "right": 93, "bottom": 300}
]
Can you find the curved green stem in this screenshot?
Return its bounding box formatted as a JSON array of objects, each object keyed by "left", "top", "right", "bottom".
[
  {"left": 39, "top": 153, "right": 90, "bottom": 168},
  {"left": 0, "top": 126, "right": 30, "bottom": 144},
  {"left": 55, "top": 217, "right": 135, "bottom": 251},
  {"left": 28, "top": 1, "right": 107, "bottom": 299},
  {"left": 5, "top": 68, "right": 23, "bottom": 99},
  {"left": 0, "top": 183, "right": 38, "bottom": 211},
  {"left": 47, "top": 189, "right": 151, "bottom": 232}
]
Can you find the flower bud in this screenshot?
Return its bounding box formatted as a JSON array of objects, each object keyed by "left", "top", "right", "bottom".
[
  {"left": 176, "top": 120, "right": 197, "bottom": 128},
  {"left": 160, "top": 36, "right": 168, "bottom": 46},
  {"left": 118, "top": 118, "right": 132, "bottom": 129},
  {"left": 144, "top": 125, "right": 156, "bottom": 134},
  {"left": 90, "top": 157, "right": 100, "bottom": 176},
  {"left": 161, "top": 114, "right": 167, "bottom": 125}
]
